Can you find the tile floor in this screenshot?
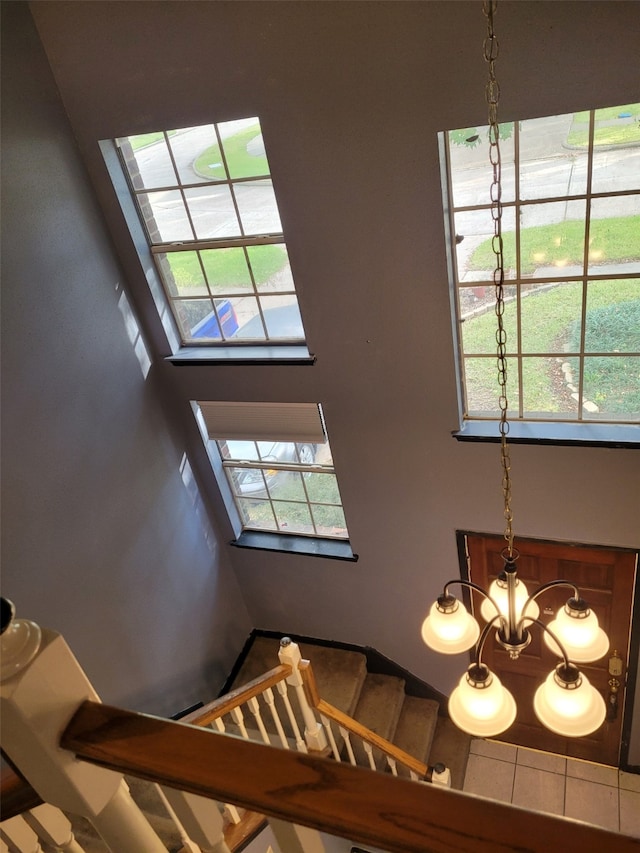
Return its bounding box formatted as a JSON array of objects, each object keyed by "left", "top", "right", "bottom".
[{"left": 463, "top": 738, "right": 640, "bottom": 838}]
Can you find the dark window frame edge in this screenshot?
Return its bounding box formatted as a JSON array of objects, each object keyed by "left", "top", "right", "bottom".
[{"left": 230, "top": 530, "right": 357, "bottom": 561}]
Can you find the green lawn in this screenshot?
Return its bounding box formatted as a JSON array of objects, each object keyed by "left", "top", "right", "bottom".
[
  {"left": 469, "top": 216, "right": 640, "bottom": 275},
  {"left": 166, "top": 244, "right": 288, "bottom": 292},
  {"left": 462, "top": 279, "right": 640, "bottom": 416},
  {"left": 193, "top": 124, "right": 269, "bottom": 180},
  {"left": 128, "top": 131, "right": 176, "bottom": 151},
  {"left": 568, "top": 103, "right": 640, "bottom": 148}
]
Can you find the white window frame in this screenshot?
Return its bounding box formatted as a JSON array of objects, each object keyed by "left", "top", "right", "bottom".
[
  {"left": 113, "top": 119, "right": 306, "bottom": 350},
  {"left": 193, "top": 402, "right": 350, "bottom": 543},
  {"left": 441, "top": 105, "right": 640, "bottom": 446}
]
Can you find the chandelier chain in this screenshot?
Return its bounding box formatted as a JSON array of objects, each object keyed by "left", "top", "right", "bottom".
[{"left": 483, "top": 0, "right": 513, "bottom": 555}]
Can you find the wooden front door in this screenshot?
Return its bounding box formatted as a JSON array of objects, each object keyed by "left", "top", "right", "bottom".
[{"left": 464, "top": 533, "right": 637, "bottom": 766}]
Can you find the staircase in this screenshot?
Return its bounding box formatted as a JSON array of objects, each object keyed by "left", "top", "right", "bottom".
[
  {"left": 10, "top": 634, "right": 470, "bottom": 852},
  {"left": 228, "top": 634, "right": 471, "bottom": 790}
]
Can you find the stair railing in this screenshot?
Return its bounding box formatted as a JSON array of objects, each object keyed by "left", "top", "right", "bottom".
[{"left": 298, "top": 657, "right": 449, "bottom": 784}]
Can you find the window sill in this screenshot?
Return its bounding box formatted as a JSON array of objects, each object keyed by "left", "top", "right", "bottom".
[
  {"left": 166, "top": 345, "right": 315, "bottom": 366},
  {"left": 230, "top": 530, "right": 358, "bottom": 561},
  {"left": 453, "top": 420, "right": 640, "bottom": 448}
]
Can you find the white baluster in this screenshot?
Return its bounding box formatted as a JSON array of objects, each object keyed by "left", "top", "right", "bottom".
[
  {"left": 230, "top": 706, "right": 249, "bottom": 740},
  {"left": 0, "top": 600, "right": 165, "bottom": 853},
  {"left": 339, "top": 726, "right": 356, "bottom": 765},
  {"left": 208, "top": 717, "right": 241, "bottom": 823},
  {"left": 161, "top": 789, "right": 231, "bottom": 853},
  {"left": 278, "top": 639, "right": 327, "bottom": 751},
  {"left": 223, "top": 804, "right": 242, "bottom": 825},
  {"left": 362, "top": 740, "right": 377, "bottom": 771},
  {"left": 24, "top": 804, "right": 85, "bottom": 853},
  {"left": 154, "top": 785, "right": 202, "bottom": 852},
  {"left": 0, "top": 815, "right": 42, "bottom": 853},
  {"left": 276, "top": 680, "right": 306, "bottom": 753},
  {"left": 409, "top": 770, "right": 419, "bottom": 782},
  {"left": 247, "top": 696, "right": 270, "bottom": 745},
  {"left": 264, "top": 687, "right": 289, "bottom": 748},
  {"left": 320, "top": 713, "right": 341, "bottom": 761},
  {"left": 386, "top": 756, "right": 398, "bottom": 777}
]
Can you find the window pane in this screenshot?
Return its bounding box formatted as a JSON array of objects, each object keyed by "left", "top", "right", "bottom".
[
  {"left": 588, "top": 196, "right": 640, "bottom": 274},
  {"left": 234, "top": 180, "right": 282, "bottom": 235},
  {"left": 228, "top": 297, "right": 265, "bottom": 339},
  {"left": 259, "top": 296, "right": 304, "bottom": 340},
  {"left": 447, "top": 123, "right": 515, "bottom": 207},
  {"left": 178, "top": 299, "right": 219, "bottom": 341},
  {"left": 520, "top": 112, "right": 587, "bottom": 201},
  {"left": 160, "top": 251, "right": 207, "bottom": 297},
  {"left": 141, "top": 190, "right": 193, "bottom": 242},
  {"left": 272, "top": 500, "right": 314, "bottom": 535},
  {"left": 227, "top": 466, "right": 268, "bottom": 497},
  {"left": 521, "top": 282, "right": 583, "bottom": 354},
  {"left": 590, "top": 104, "right": 640, "bottom": 194},
  {"left": 219, "top": 120, "right": 270, "bottom": 180},
  {"left": 520, "top": 200, "right": 586, "bottom": 277},
  {"left": 521, "top": 357, "right": 576, "bottom": 418},
  {"left": 304, "top": 472, "right": 341, "bottom": 504},
  {"left": 201, "top": 248, "right": 253, "bottom": 293},
  {"left": 464, "top": 357, "right": 520, "bottom": 416},
  {"left": 237, "top": 497, "right": 277, "bottom": 531},
  {"left": 312, "top": 504, "right": 348, "bottom": 538},
  {"left": 583, "top": 356, "right": 640, "bottom": 420},
  {"left": 585, "top": 280, "right": 640, "bottom": 352},
  {"left": 455, "top": 206, "right": 517, "bottom": 282},
  {"left": 168, "top": 124, "right": 221, "bottom": 184},
  {"left": 219, "top": 440, "right": 259, "bottom": 461},
  {"left": 122, "top": 134, "right": 177, "bottom": 190},
  {"left": 461, "top": 284, "right": 517, "bottom": 355},
  {"left": 184, "top": 185, "right": 240, "bottom": 239},
  {"left": 248, "top": 244, "right": 294, "bottom": 292}
]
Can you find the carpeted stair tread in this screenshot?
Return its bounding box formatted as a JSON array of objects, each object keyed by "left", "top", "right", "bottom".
[
  {"left": 231, "top": 635, "right": 367, "bottom": 718},
  {"left": 350, "top": 673, "right": 405, "bottom": 769},
  {"left": 392, "top": 696, "right": 439, "bottom": 775},
  {"left": 428, "top": 717, "right": 471, "bottom": 791}
]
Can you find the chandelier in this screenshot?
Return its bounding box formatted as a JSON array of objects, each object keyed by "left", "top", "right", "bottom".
[{"left": 421, "top": 1, "right": 609, "bottom": 739}]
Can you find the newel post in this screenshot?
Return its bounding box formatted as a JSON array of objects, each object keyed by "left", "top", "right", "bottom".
[
  {"left": 0, "top": 599, "right": 166, "bottom": 853},
  {"left": 278, "top": 638, "right": 327, "bottom": 751}
]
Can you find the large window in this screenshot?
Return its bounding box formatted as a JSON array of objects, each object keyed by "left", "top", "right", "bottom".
[
  {"left": 117, "top": 119, "right": 304, "bottom": 345},
  {"left": 195, "top": 402, "right": 349, "bottom": 541},
  {"left": 443, "top": 104, "right": 639, "bottom": 431}
]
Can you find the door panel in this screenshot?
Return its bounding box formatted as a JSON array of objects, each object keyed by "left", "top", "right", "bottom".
[{"left": 465, "top": 534, "right": 637, "bottom": 766}]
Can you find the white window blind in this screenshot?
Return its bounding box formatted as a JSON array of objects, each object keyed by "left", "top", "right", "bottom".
[{"left": 196, "top": 401, "right": 327, "bottom": 444}]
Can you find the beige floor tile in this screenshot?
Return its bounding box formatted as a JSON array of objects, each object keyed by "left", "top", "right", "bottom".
[
  {"left": 620, "top": 789, "right": 640, "bottom": 838},
  {"left": 564, "top": 777, "right": 619, "bottom": 832},
  {"left": 469, "top": 738, "right": 517, "bottom": 763},
  {"left": 463, "top": 753, "right": 516, "bottom": 802},
  {"left": 516, "top": 747, "right": 566, "bottom": 775},
  {"left": 511, "top": 765, "right": 566, "bottom": 815},
  {"left": 566, "top": 757, "right": 619, "bottom": 787},
  {"left": 619, "top": 770, "right": 640, "bottom": 793}
]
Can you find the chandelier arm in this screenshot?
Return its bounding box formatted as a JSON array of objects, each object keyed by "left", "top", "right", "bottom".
[
  {"left": 442, "top": 579, "right": 507, "bottom": 631},
  {"left": 472, "top": 613, "right": 503, "bottom": 666},
  {"left": 516, "top": 580, "right": 581, "bottom": 634},
  {"left": 529, "top": 618, "right": 571, "bottom": 670}
]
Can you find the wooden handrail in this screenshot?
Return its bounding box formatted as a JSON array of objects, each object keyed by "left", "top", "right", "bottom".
[
  {"left": 60, "top": 700, "right": 638, "bottom": 853},
  {"left": 0, "top": 760, "right": 43, "bottom": 821},
  {"left": 299, "top": 659, "right": 429, "bottom": 778},
  {"left": 180, "top": 664, "right": 292, "bottom": 727}
]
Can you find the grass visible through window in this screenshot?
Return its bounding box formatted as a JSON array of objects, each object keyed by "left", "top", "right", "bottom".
[{"left": 194, "top": 124, "right": 268, "bottom": 180}]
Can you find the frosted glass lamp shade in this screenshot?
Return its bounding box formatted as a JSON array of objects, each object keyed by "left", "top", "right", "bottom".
[
  {"left": 534, "top": 665, "right": 606, "bottom": 737},
  {"left": 544, "top": 604, "right": 609, "bottom": 663},
  {"left": 480, "top": 578, "right": 540, "bottom": 625},
  {"left": 421, "top": 600, "right": 480, "bottom": 655},
  {"left": 449, "top": 665, "right": 517, "bottom": 737}
]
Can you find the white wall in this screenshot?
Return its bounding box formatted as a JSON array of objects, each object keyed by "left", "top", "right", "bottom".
[
  {"left": 22, "top": 0, "right": 640, "bottom": 760},
  {"left": 1, "top": 1, "right": 253, "bottom": 717}
]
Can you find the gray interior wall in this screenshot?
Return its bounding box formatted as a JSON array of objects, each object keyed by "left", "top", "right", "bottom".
[
  {"left": 0, "top": 1, "right": 253, "bottom": 717},
  {"left": 13, "top": 0, "right": 640, "bottom": 763}
]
